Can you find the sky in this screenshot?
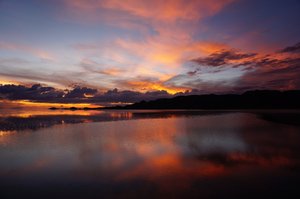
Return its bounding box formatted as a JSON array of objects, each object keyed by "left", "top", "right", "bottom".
[{"left": 0, "top": 0, "right": 300, "bottom": 106}]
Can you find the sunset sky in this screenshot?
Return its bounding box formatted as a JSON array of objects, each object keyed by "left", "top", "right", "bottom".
[{"left": 1, "top": 0, "right": 300, "bottom": 106}]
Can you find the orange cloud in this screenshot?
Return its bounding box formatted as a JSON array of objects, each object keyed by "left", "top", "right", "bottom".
[
  {"left": 65, "top": 0, "right": 235, "bottom": 22},
  {"left": 109, "top": 38, "right": 229, "bottom": 82},
  {"left": 2, "top": 100, "right": 98, "bottom": 109},
  {"left": 73, "top": 37, "right": 230, "bottom": 92},
  {"left": 102, "top": 0, "right": 235, "bottom": 22},
  {"left": 62, "top": 0, "right": 236, "bottom": 91},
  {"left": 0, "top": 80, "right": 20, "bottom": 85},
  {"left": 123, "top": 80, "right": 189, "bottom": 94}
]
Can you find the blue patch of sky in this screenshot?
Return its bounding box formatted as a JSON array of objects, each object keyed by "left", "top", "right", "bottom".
[{"left": 195, "top": 0, "right": 300, "bottom": 49}]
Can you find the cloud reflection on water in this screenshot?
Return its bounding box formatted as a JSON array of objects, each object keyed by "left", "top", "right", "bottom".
[{"left": 1, "top": 111, "right": 300, "bottom": 198}]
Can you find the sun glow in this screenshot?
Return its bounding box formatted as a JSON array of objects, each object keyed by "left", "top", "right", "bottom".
[
  {"left": 19, "top": 100, "right": 100, "bottom": 108},
  {"left": 126, "top": 81, "right": 189, "bottom": 94},
  {"left": 0, "top": 80, "right": 19, "bottom": 85}
]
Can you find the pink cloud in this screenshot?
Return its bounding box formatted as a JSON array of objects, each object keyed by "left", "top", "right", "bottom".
[
  {"left": 0, "top": 42, "right": 54, "bottom": 60},
  {"left": 64, "top": 0, "right": 235, "bottom": 22}
]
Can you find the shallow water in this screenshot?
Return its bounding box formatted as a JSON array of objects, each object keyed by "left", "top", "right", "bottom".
[{"left": 1, "top": 110, "right": 300, "bottom": 198}]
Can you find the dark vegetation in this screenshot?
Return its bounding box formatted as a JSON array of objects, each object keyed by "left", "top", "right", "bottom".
[
  {"left": 119, "top": 90, "right": 300, "bottom": 109},
  {"left": 49, "top": 90, "right": 300, "bottom": 110}
]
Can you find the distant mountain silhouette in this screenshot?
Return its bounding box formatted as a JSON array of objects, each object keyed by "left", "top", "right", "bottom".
[{"left": 115, "top": 90, "right": 300, "bottom": 109}]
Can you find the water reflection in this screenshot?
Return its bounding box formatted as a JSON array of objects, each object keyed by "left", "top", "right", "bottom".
[
  {"left": 2, "top": 109, "right": 299, "bottom": 132},
  {"left": 0, "top": 109, "right": 232, "bottom": 132},
  {"left": 1, "top": 111, "right": 300, "bottom": 198}
]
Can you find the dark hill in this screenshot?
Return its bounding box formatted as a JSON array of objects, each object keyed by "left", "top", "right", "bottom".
[{"left": 119, "top": 90, "right": 300, "bottom": 109}]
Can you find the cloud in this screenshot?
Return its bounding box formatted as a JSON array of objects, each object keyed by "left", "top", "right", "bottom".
[
  {"left": 165, "top": 42, "right": 300, "bottom": 93},
  {"left": 0, "top": 66, "right": 83, "bottom": 89},
  {"left": 1, "top": 43, "right": 300, "bottom": 108},
  {"left": 0, "top": 42, "right": 54, "bottom": 60},
  {"left": 0, "top": 58, "right": 103, "bottom": 90},
  {"left": 1, "top": 0, "right": 233, "bottom": 96},
  {"left": 0, "top": 83, "right": 177, "bottom": 105},
  {"left": 279, "top": 42, "right": 300, "bottom": 53},
  {"left": 79, "top": 58, "right": 125, "bottom": 76},
  {"left": 113, "top": 76, "right": 189, "bottom": 94},
  {"left": 236, "top": 57, "right": 300, "bottom": 91},
  {"left": 64, "top": 86, "right": 98, "bottom": 98},
  {"left": 191, "top": 50, "right": 257, "bottom": 67},
  {"left": 71, "top": 38, "right": 230, "bottom": 94},
  {"left": 63, "top": 0, "right": 235, "bottom": 88},
  {"left": 64, "top": 0, "right": 235, "bottom": 23},
  {"left": 2, "top": 0, "right": 299, "bottom": 98},
  {"left": 0, "top": 84, "right": 64, "bottom": 101},
  {"left": 93, "top": 88, "right": 173, "bottom": 103}
]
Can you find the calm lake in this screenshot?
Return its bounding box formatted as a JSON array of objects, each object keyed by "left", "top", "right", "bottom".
[{"left": 1, "top": 109, "right": 300, "bottom": 198}]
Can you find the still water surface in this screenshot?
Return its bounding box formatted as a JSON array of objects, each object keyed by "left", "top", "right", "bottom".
[{"left": 1, "top": 110, "right": 300, "bottom": 198}]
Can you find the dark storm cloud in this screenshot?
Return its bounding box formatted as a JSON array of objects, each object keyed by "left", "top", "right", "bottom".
[
  {"left": 279, "top": 42, "right": 300, "bottom": 53},
  {"left": 0, "top": 84, "right": 176, "bottom": 105},
  {"left": 0, "top": 84, "right": 64, "bottom": 101},
  {"left": 191, "top": 50, "right": 257, "bottom": 67},
  {"left": 64, "top": 86, "right": 97, "bottom": 98},
  {"left": 0, "top": 84, "right": 100, "bottom": 103}
]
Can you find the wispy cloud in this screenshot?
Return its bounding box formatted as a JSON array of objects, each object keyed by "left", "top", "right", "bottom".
[
  {"left": 279, "top": 42, "right": 300, "bottom": 53},
  {"left": 191, "top": 50, "right": 257, "bottom": 67},
  {"left": 165, "top": 42, "right": 300, "bottom": 92},
  {"left": 0, "top": 42, "right": 54, "bottom": 60},
  {"left": 1, "top": 0, "right": 299, "bottom": 95},
  {"left": 62, "top": 0, "right": 235, "bottom": 90},
  {"left": 63, "top": 0, "right": 235, "bottom": 23}
]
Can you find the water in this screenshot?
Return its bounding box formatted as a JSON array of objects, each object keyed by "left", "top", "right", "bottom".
[{"left": 1, "top": 110, "right": 300, "bottom": 198}]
